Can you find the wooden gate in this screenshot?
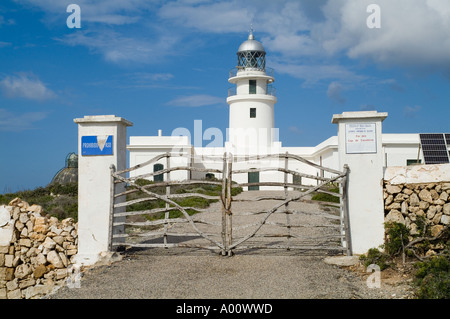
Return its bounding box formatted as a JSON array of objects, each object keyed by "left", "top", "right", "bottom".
[{"left": 109, "top": 152, "right": 351, "bottom": 256}]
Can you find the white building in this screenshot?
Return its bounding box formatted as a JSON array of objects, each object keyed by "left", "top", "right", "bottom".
[{"left": 128, "top": 32, "right": 449, "bottom": 190}]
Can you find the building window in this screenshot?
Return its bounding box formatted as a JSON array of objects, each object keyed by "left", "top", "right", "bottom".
[
  {"left": 407, "top": 159, "right": 422, "bottom": 166},
  {"left": 250, "top": 108, "right": 256, "bottom": 118},
  {"left": 153, "top": 163, "right": 164, "bottom": 182},
  {"left": 249, "top": 80, "right": 256, "bottom": 94}
]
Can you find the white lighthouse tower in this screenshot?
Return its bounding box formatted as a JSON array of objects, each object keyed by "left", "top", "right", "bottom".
[{"left": 226, "top": 30, "right": 279, "bottom": 155}]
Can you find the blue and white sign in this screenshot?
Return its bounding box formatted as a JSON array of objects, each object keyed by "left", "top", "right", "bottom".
[{"left": 81, "top": 135, "right": 113, "bottom": 156}]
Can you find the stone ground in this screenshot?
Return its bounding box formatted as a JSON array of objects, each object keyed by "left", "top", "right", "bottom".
[{"left": 49, "top": 191, "right": 416, "bottom": 299}]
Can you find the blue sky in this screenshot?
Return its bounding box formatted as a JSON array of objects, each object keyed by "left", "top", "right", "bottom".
[{"left": 0, "top": 0, "right": 449, "bottom": 193}]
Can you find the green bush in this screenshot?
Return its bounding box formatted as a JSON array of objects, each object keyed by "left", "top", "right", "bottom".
[
  {"left": 384, "top": 222, "right": 410, "bottom": 256},
  {"left": 414, "top": 255, "right": 450, "bottom": 299},
  {"left": 359, "top": 247, "right": 390, "bottom": 270}
]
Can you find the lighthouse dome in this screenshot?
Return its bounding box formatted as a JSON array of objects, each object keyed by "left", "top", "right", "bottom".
[
  {"left": 238, "top": 32, "right": 265, "bottom": 53},
  {"left": 236, "top": 31, "right": 266, "bottom": 71}
]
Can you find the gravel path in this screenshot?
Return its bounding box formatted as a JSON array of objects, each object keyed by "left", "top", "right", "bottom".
[{"left": 50, "top": 191, "right": 414, "bottom": 299}]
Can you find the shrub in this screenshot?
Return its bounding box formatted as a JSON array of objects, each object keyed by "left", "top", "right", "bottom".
[
  {"left": 384, "top": 222, "right": 410, "bottom": 256},
  {"left": 414, "top": 255, "right": 450, "bottom": 299},
  {"left": 359, "top": 247, "right": 390, "bottom": 270}
]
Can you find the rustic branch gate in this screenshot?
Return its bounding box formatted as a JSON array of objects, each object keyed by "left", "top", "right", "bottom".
[{"left": 109, "top": 152, "right": 351, "bottom": 256}]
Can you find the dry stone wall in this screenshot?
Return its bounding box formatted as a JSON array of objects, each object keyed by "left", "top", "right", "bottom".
[
  {"left": 0, "top": 198, "right": 78, "bottom": 299},
  {"left": 383, "top": 181, "right": 450, "bottom": 255}
]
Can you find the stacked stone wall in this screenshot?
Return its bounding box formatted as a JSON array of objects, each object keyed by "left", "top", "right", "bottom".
[
  {"left": 383, "top": 181, "right": 450, "bottom": 255},
  {"left": 0, "top": 198, "right": 78, "bottom": 299}
]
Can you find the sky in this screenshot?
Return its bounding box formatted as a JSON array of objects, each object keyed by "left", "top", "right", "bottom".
[{"left": 0, "top": 0, "right": 449, "bottom": 193}]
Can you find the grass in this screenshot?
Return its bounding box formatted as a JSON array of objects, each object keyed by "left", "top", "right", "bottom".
[
  {"left": 311, "top": 186, "right": 340, "bottom": 203},
  {"left": 124, "top": 178, "right": 243, "bottom": 221}
]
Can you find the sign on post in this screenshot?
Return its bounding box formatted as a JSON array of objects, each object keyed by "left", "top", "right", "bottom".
[
  {"left": 345, "top": 123, "right": 376, "bottom": 154},
  {"left": 81, "top": 135, "right": 113, "bottom": 156}
]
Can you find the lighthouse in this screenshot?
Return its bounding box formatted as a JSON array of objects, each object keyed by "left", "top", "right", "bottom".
[{"left": 226, "top": 30, "right": 278, "bottom": 155}]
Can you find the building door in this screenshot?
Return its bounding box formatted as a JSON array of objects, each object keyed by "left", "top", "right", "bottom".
[{"left": 248, "top": 171, "right": 259, "bottom": 190}]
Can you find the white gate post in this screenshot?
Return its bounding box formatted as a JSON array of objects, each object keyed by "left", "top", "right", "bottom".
[
  {"left": 73, "top": 115, "right": 133, "bottom": 266},
  {"left": 332, "top": 111, "right": 387, "bottom": 254}
]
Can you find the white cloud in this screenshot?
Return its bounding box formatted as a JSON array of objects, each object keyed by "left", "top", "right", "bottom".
[
  {"left": 327, "top": 81, "right": 346, "bottom": 105},
  {"left": 0, "top": 73, "right": 55, "bottom": 100},
  {"left": 166, "top": 94, "right": 224, "bottom": 107},
  {"left": 159, "top": 1, "right": 252, "bottom": 33},
  {"left": 59, "top": 30, "right": 179, "bottom": 64},
  {"left": 403, "top": 105, "right": 422, "bottom": 118},
  {"left": 17, "top": 0, "right": 450, "bottom": 77},
  {"left": 272, "top": 62, "right": 365, "bottom": 86},
  {"left": 314, "top": 0, "right": 450, "bottom": 74},
  {"left": 15, "top": 0, "right": 154, "bottom": 25},
  {"left": 0, "top": 108, "right": 47, "bottom": 131}
]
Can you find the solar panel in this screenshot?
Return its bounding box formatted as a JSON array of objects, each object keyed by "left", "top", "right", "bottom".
[{"left": 419, "top": 133, "right": 450, "bottom": 164}]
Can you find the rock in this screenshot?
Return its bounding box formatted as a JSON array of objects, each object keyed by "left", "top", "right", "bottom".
[
  {"left": 403, "top": 188, "right": 413, "bottom": 195},
  {"left": 55, "top": 268, "right": 68, "bottom": 280},
  {"left": 419, "top": 201, "right": 429, "bottom": 210},
  {"left": 425, "top": 249, "right": 437, "bottom": 257},
  {"left": 53, "top": 236, "right": 64, "bottom": 246},
  {"left": 23, "top": 285, "right": 56, "bottom": 299},
  {"left": 430, "top": 225, "right": 444, "bottom": 237},
  {"left": 59, "top": 252, "right": 68, "bottom": 268},
  {"left": 386, "top": 184, "right": 402, "bottom": 194},
  {"left": 409, "top": 193, "right": 420, "bottom": 206},
  {"left": 323, "top": 256, "right": 360, "bottom": 267},
  {"left": 418, "top": 189, "right": 433, "bottom": 203},
  {"left": 386, "top": 202, "right": 401, "bottom": 210},
  {"left": 19, "top": 238, "right": 32, "bottom": 248},
  {"left": 33, "top": 264, "right": 48, "bottom": 279},
  {"left": 427, "top": 206, "right": 437, "bottom": 220},
  {"left": 394, "top": 193, "right": 408, "bottom": 202},
  {"left": 6, "top": 278, "right": 18, "bottom": 291},
  {"left": 416, "top": 209, "right": 425, "bottom": 217},
  {"left": 33, "top": 224, "right": 48, "bottom": 234},
  {"left": 385, "top": 210, "right": 405, "bottom": 224},
  {"left": 35, "top": 253, "right": 47, "bottom": 265},
  {"left": 28, "top": 205, "right": 43, "bottom": 214},
  {"left": 430, "top": 189, "right": 439, "bottom": 200},
  {"left": 8, "top": 198, "right": 21, "bottom": 206},
  {"left": 7, "top": 289, "right": 22, "bottom": 299},
  {"left": 439, "top": 191, "right": 448, "bottom": 201},
  {"left": 0, "top": 246, "right": 9, "bottom": 254},
  {"left": 385, "top": 194, "right": 393, "bottom": 206},
  {"left": 401, "top": 201, "right": 408, "bottom": 215},
  {"left": 409, "top": 223, "right": 420, "bottom": 235},
  {"left": 14, "top": 263, "right": 32, "bottom": 279},
  {"left": 19, "top": 278, "right": 36, "bottom": 289},
  {"left": 443, "top": 203, "right": 450, "bottom": 215},
  {"left": 46, "top": 250, "right": 64, "bottom": 268},
  {"left": 432, "top": 213, "right": 443, "bottom": 225},
  {"left": 0, "top": 288, "right": 6, "bottom": 299},
  {"left": 42, "top": 237, "right": 56, "bottom": 250},
  {"left": 440, "top": 215, "right": 450, "bottom": 225},
  {"left": 34, "top": 216, "right": 47, "bottom": 226}
]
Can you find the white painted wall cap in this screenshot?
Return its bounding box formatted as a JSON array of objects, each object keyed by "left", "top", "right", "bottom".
[
  {"left": 74, "top": 115, "right": 133, "bottom": 126},
  {"left": 331, "top": 111, "right": 388, "bottom": 123}
]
